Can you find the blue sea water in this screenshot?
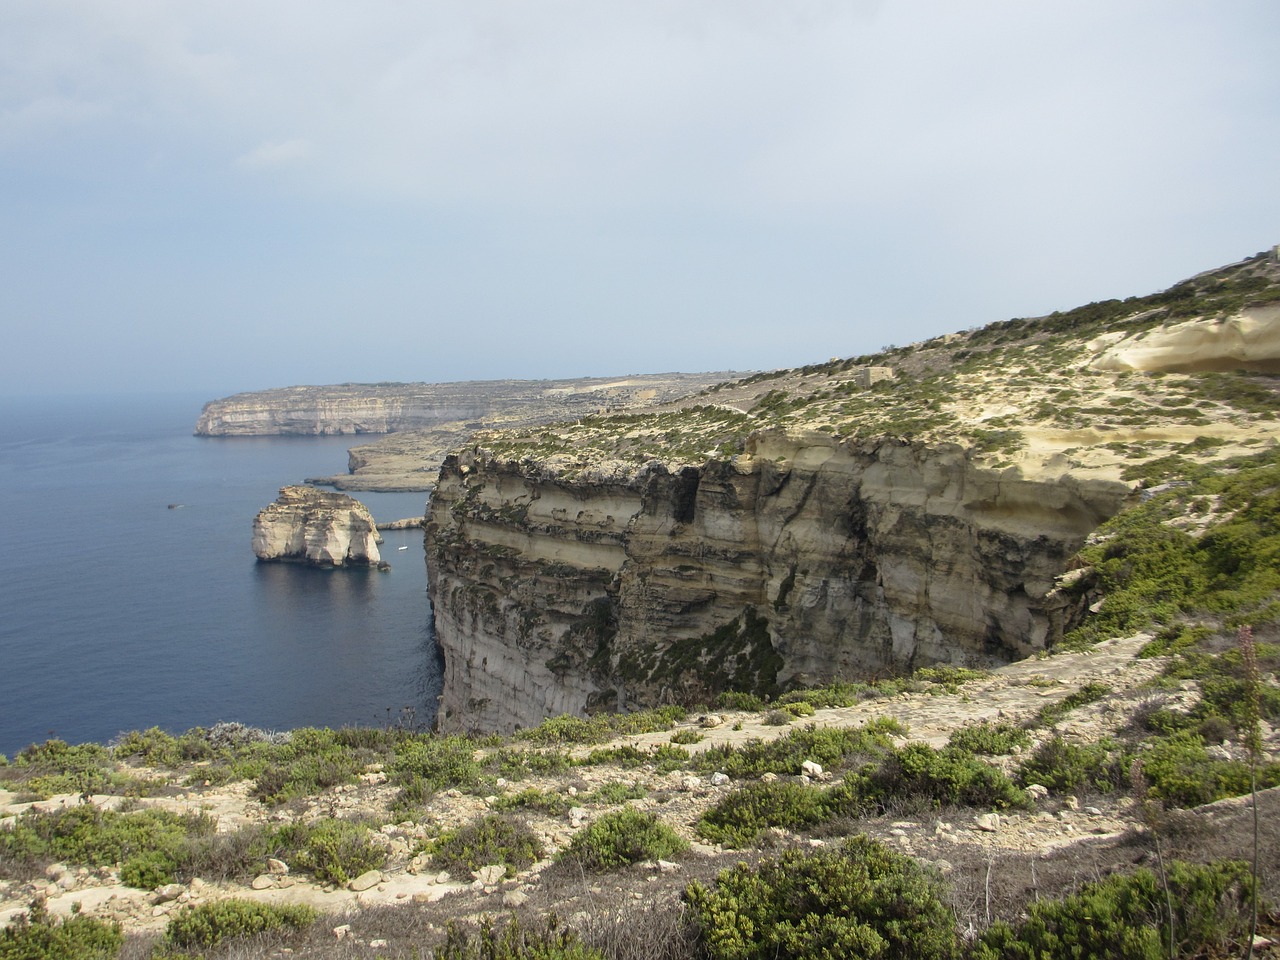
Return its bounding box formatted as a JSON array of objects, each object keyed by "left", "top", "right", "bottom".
[{"left": 0, "top": 394, "right": 442, "bottom": 756}]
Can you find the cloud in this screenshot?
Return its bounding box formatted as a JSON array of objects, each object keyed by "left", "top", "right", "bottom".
[
  {"left": 234, "top": 138, "right": 311, "bottom": 171},
  {"left": 0, "top": 0, "right": 1278, "bottom": 394}
]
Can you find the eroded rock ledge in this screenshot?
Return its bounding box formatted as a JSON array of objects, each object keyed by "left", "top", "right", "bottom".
[
  {"left": 253, "top": 486, "right": 383, "bottom": 567},
  {"left": 425, "top": 430, "right": 1136, "bottom": 733}
]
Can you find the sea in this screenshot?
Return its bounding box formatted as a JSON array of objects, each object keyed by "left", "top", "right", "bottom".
[{"left": 0, "top": 393, "right": 442, "bottom": 757}]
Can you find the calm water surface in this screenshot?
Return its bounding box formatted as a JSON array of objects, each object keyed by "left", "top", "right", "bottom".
[{"left": 0, "top": 394, "right": 441, "bottom": 755}]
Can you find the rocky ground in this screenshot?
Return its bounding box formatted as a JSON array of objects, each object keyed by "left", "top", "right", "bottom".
[{"left": 4, "top": 633, "right": 1277, "bottom": 949}]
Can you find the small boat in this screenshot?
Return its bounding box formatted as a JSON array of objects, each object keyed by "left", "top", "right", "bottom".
[{"left": 398, "top": 545, "right": 409, "bottom": 550}]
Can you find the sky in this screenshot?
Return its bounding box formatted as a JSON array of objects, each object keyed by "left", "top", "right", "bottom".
[{"left": 2, "top": 2, "right": 1278, "bottom": 398}]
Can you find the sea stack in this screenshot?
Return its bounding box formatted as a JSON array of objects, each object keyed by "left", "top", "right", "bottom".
[{"left": 252, "top": 486, "right": 383, "bottom": 567}]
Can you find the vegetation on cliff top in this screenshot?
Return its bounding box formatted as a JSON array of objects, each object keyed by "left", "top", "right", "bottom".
[{"left": 467, "top": 249, "right": 1279, "bottom": 478}]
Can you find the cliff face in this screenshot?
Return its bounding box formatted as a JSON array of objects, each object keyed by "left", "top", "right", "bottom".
[
  {"left": 198, "top": 392, "right": 486, "bottom": 436},
  {"left": 425, "top": 432, "right": 1135, "bottom": 732},
  {"left": 253, "top": 486, "right": 383, "bottom": 567},
  {"left": 195, "top": 374, "right": 743, "bottom": 440}
]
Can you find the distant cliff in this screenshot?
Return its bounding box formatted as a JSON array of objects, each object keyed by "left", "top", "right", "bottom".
[
  {"left": 195, "top": 374, "right": 743, "bottom": 439},
  {"left": 253, "top": 486, "right": 384, "bottom": 567}
]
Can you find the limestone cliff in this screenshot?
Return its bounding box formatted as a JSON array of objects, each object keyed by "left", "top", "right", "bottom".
[
  {"left": 195, "top": 374, "right": 741, "bottom": 441},
  {"left": 425, "top": 434, "right": 1135, "bottom": 732},
  {"left": 253, "top": 486, "right": 383, "bottom": 567},
  {"left": 425, "top": 246, "right": 1280, "bottom": 733}
]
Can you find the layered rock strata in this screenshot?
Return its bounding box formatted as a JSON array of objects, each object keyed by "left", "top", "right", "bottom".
[
  {"left": 425, "top": 431, "right": 1135, "bottom": 733},
  {"left": 195, "top": 374, "right": 741, "bottom": 438},
  {"left": 253, "top": 486, "right": 383, "bottom": 567}
]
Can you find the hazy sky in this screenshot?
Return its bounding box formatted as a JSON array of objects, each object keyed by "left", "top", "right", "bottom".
[{"left": 3, "top": 2, "right": 1278, "bottom": 397}]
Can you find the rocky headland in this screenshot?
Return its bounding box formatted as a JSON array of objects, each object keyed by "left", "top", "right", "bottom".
[
  {"left": 252, "top": 486, "right": 384, "bottom": 568},
  {"left": 196, "top": 373, "right": 743, "bottom": 491},
  {"left": 426, "top": 247, "right": 1280, "bottom": 733}
]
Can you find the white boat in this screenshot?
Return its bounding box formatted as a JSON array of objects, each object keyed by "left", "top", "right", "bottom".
[{"left": 398, "top": 545, "right": 408, "bottom": 550}]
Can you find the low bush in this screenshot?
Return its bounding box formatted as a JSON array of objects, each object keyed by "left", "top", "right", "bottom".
[
  {"left": 670, "top": 730, "right": 704, "bottom": 745},
  {"left": 1138, "top": 731, "right": 1280, "bottom": 808},
  {"left": 434, "top": 916, "right": 603, "bottom": 960},
  {"left": 1033, "top": 682, "right": 1112, "bottom": 727},
  {"left": 913, "top": 665, "right": 988, "bottom": 692},
  {"left": 516, "top": 707, "right": 689, "bottom": 748},
  {"left": 112, "top": 727, "right": 185, "bottom": 768},
  {"left": 948, "top": 721, "right": 1031, "bottom": 756},
  {"left": 390, "top": 735, "right": 483, "bottom": 807},
  {"left": 164, "top": 898, "right": 317, "bottom": 950},
  {"left": 493, "top": 748, "right": 573, "bottom": 780},
  {"left": 1017, "top": 736, "right": 1128, "bottom": 795},
  {"left": 0, "top": 806, "right": 213, "bottom": 886},
  {"left": 780, "top": 702, "right": 815, "bottom": 718},
  {"left": 0, "top": 902, "right": 122, "bottom": 960},
  {"left": 490, "top": 787, "right": 572, "bottom": 816},
  {"left": 559, "top": 807, "right": 686, "bottom": 870},
  {"left": 429, "top": 815, "right": 543, "bottom": 879},
  {"left": 686, "top": 836, "right": 959, "bottom": 960},
  {"left": 586, "top": 781, "right": 647, "bottom": 804},
  {"left": 0, "top": 741, "right": 135, "bottom": 799},
  {"left": 276, "top": 818, "right": 386, "bottom": 885},
  {"left": 973, "top": 860, "right": 1254, "bottom": 960},
  {"left": 713, "top": 692, "right": 767, "bottom": 712},
  {"left": 696, "top": 781, "right": 826, "bottom": 847},
  {"left": 694, "top": 722, "right": 898, "bottom": 780},
  {"left": 850, "top": 743, "right": 1028, "bottom": 812},
  {"left": 579, "top": 744, "right": 689, "bottom": 773}
]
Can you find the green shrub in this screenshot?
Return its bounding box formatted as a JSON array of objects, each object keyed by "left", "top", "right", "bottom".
[
  {"left": 281, "top": 818, "right": 386, "bottom": 885},
  {"left": 855, "top": 743, "right": 1028, "bottom": 811},
  {"left": 559, "top": 807, "right": 686, "bottom": 870},
  {"left": 761, "top": 710, "right": 792, "bottom": 726},
  {"left": 913, "top": 665, "right": 988, "bottom": 692},
  {"left": 491, "top": 788, "right": 572, "bottom": 816},
  {"left": 390, "top": 735, "right": 482, "bottom": 805},
  {"left": 515, "top": 708, "right": 687, "bottom": 748},
  {"left": 430, "top": 815, "right": 543, "bottom": 879},
  {"left": 164, "top": 899, "right": 317, "bottom": 950},
  {"left": 493, "top": 748, "right": 573, "bottom": 780},
  {"left": 1017, "top": 736, "right": 1128, "bottom": 794},
  {"left": 587, "top": 781, "right": 647, "bottom": 804},
  {"left": 671, "top": 730, "right": 704, "bottom": 745},
  {"left": 1138, "top": 731, "right": 1280, "bottom": 808},
  {"left": 0, "top": 806, "right": 213, "bottom": 886},
  {"left": 713, "top": 692, "right": 768, "bottom": 712},
  {"left": 1033, "top": 682, "right": 1112, "bottom": 727},
  {"left": 973, "top": 860, "right": 1254, "bottom": 960},
  {"left": 0, "top": 903, "right": 122, "bottom": 960},
  {"left": 119, "top": 849, "right": 177, "bottom": 889},
  {"left": 1, "top": 741, "right": 132, "bottom": 799},
  {"left": 948, "top": 721, "right": 1031, "bottom": 756},
  {"left": 694, "top": 722, "right": 897, "bottom": 780},
  {"left": 112, "top": 728, "right": 184, "bottom": 768},
  {"left": 697, "top": 781, "right": 826, "bottom": 847},
  {"left": 433, "top": 916, "right": 603, "bottom": 960},
  {"left": 686, "top": 836, "right": 959, "bottom": 960},
  {"left": 518, "top": 714, "right": 611, "bottom": 746},
  {"left": 781, "top": 702, "right": 815, "bottom": 718},
  {"left": 776, "top": 681, "right": 873, "bottom": 709},
  {"left": 579, "top": 744, "right": 690, "bottom": 772}
]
